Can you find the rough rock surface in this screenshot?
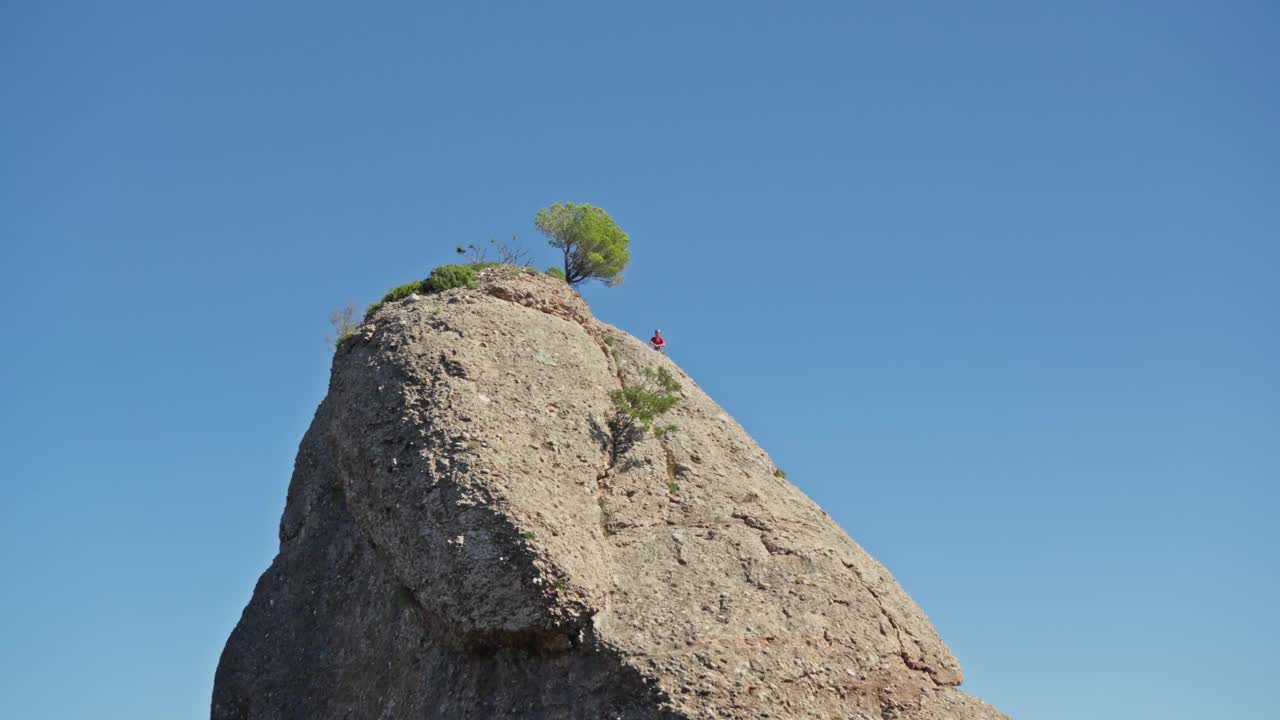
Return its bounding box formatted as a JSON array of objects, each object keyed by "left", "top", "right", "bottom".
[{"left": 213, "top": 267, "right": 1008, "bottom": 719}]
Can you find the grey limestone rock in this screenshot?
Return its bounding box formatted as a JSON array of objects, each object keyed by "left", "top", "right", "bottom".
[{"left": 213, "top": 267, "right": 1008, "bottom": 720}]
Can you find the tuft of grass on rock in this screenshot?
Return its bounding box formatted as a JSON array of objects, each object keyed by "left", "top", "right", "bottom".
[{"left": 327, "top": 305, "right": 358, "bottom": 350}]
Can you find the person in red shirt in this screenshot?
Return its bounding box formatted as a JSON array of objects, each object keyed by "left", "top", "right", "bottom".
[{"left": 650, "top": 329, "right": 666, "bottom": 352}]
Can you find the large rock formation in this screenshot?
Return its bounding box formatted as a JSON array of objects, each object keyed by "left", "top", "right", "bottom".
[{"left": 213, "top": 267, "right": 1007, "bottom": 719}]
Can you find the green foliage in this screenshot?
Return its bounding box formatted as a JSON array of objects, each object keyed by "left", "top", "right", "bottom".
[
  {"left": 464, "top": 440, "right": 482, "bottom": 450},
  {"left": 667, "top": 480, "right": 680, "bottom": 495},
  {"left": 365, "top": 279, "right": 428, "bottom": 319},
  {"left": 327, "top": 305, "right": 358, "bottom": 350},
  {"left": 606, "top": 367, "right": 681, "bottom": 460},
  {"left": 365, "top": 263, "right": 488, "bottom": 320},
  {"left": 535, "top": 202, "right": 630, "bottom": 287},
  {"left": 546, "top": 266, "right": 566, "bottom": 282},
  {"left": 521, "top": 530, "right": 536, "bottom": 541},
  {"left": 385, "top": 279, "right": 429, "bottom": 301},
  {"left": 609, "top": 367, "right": 681, "bottom": 432},
  {"left": 773, "top": 468, "right": 787, "bottom": 479},
  {"left": 425, "top": 263, "right": 480, "bottom": 293}
]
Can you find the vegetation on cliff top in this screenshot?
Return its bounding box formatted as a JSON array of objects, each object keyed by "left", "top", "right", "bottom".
[
  {"left": 348, "top": 201, "right": 631, "bottom": 335},
  {"left": 535, "top": 202, "right": 630, "bottom": 287},
  {"left": 363, "top": 262, "right": 489, "bottom": 320}
]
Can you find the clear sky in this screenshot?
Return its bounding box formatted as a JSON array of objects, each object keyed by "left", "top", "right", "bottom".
[{"left": 2, "top": 2, "right": 1277, "bottom": 718}]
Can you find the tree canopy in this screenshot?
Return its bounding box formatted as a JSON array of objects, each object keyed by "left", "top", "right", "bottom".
[{"left": 534, "top": 202, "right": 630, "bottom": 287}]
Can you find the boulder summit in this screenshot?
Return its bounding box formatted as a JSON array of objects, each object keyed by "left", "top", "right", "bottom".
[{"left": 213, "top": 267, "right": 1007, "bottom": 719}]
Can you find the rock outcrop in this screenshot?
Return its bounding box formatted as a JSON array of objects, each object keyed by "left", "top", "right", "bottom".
[{"left": 213, "top": 267, "right": 1007, "bottom": 719}]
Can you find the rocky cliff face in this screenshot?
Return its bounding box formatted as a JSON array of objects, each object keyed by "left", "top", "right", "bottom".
[{"left": 213, "top": 267, "right": 1007, "bottom": 720}]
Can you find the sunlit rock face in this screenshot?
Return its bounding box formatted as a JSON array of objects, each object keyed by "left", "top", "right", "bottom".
[{"left": 212, "top": 268, "right": 1008, "bottom": 720}]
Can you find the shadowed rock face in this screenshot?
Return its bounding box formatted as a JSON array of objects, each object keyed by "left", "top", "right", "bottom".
[{"left": 213, "top": 268, "right": 1008, "bottom": 720}]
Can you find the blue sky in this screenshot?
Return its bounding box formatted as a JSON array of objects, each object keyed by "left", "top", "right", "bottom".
[{"left": 2, "top": 1, "right": 1276, "bottom": 718}]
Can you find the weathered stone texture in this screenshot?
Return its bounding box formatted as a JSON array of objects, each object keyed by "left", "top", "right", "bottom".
[{"left": 213, "top": 268, "right": 1008, "bottom": 719}]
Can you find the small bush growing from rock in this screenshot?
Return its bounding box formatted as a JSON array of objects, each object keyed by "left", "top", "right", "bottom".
[
  {"left": 365, "top": 264, "right": 486, "bottom": 319},
  {"left": 365, "top": 280, "right": 425, "bottom": 318},
  {"left": 607, "top": 366, "right": 681, "bottom": 460},
  {"left": 425, "top": 263, "right": 480, "bottom": 293},
  {"left": 773, "top": 468, "right": 787, "bottom": 479}
]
